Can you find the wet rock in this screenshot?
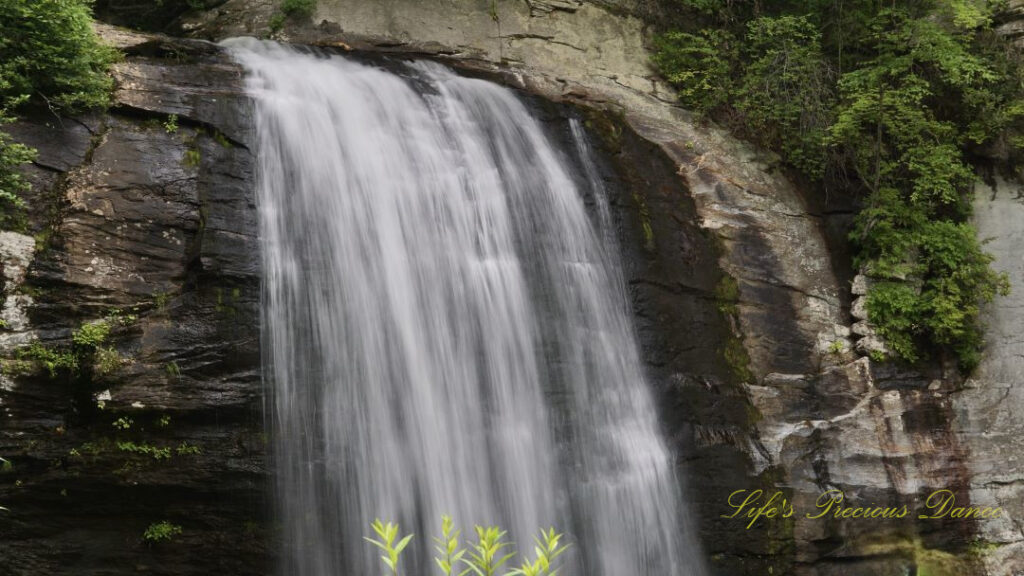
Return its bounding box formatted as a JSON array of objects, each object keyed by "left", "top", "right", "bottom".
[
  {"left": 0, "top": 232, "right": 35, "bottom": 290},
  {"left": 996, "top": 0, "right": 1024, "bottom": 48},
  {"left": 854, "top": 334, "right": 889, "bottom": 357},
  {"left": 0, "top": 28, "right": 267, "bottom": 575},
  {"left": 525, "top": 0, "right": 583, "bottom": 15}
]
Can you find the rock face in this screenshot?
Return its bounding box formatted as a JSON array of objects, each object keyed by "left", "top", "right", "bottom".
[
  {"left": 0, "top": 27, "right": 267, "bottom": 575},
  {"left": 996, "top": 0, "right": 1024, "bottom": 49},
  {"left": 954, "top": 176, "right": 1024, "bottom": 576}
]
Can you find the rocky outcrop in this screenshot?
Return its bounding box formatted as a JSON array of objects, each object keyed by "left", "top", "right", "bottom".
[
  {"left": 4, "top": 2, "right": 1020, "bottom": 574},
  {"left": 996, "top": 0, "right": 1024, "bottom": 49},
  {"left": 0, "top": 26, "right": 267, "bottom": 575}
]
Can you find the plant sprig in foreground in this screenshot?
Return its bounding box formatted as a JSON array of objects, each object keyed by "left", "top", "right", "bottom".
[{"left": 367, "top": 517, "right": 570, "bottom": 576}]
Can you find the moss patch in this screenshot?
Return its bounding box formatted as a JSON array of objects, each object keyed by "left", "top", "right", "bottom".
[{"left": 860, "top": 535, "right": 976, "bottom": 576}]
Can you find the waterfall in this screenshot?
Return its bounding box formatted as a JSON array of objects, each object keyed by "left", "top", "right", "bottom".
[{"left": 226, "top": 38, "right": 707, "bottom": 576}]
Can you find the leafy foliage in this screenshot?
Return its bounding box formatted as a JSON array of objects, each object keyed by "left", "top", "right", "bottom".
[
  {"left": 73, "top": 320, "right": 111, "bottom": 348},
  {"left": 143, "top": 520, "right": 182, "bottom": 543},
  {"left": 365, "top": 519, "right": 414, "bottom": 576},
  {"left": 20, "top": 315, "right": 131, "bottom": 380},
  {"left": 280, "top": 0, "right": 315, "bottom": 18},
  {"left": 0, "top": 0, "right": 117, "bottom": 231},
  {"left": 507, "top": 528, "right": 570, "bottom": 576},
  {"left": 464, "top": 526, "right": 515, "bottom": 576},
  {"left": 733, "top": 15, "right": 833, "bottom": 179},
  {"left": 175, "top": 441, "right": 202, "bottom": 456},
  {"left": 118, "top": 441, "right": 172, "bottom": 460},
  {"left": 23, "top": 341, "right": 78, "bottom": 378},
  {"left": 651, "top": 30, "right": 735, "bottom": 112},
  {"left": 433, "top": 515, "right": 466, "bottom": 576},
  {"left": 269, "top": 0, "right": 316, "bottom": 33},
  {"left": 368, "top": 518, "right": 570, "bottom": 576},
  {"left": 652, "top": 0, "right": 1021, "bottom": 369},
  {"left": 0, "top": 113, "right": 36, "bottom": 230},
  {"left": 0, "top": 0, "right": 117, "bottom": 112},
  {"left": 163, "top": 114, "right": 179, "bottom": 134}
]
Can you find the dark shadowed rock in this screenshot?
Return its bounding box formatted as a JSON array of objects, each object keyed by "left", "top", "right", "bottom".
[{"left": 0, "top": 27, "right": 267, "bottom": 576}]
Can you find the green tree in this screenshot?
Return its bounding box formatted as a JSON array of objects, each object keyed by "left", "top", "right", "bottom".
[
  {"left": 652, "top": 0, "right": 1022, "bottom": 369},
  {"left": 734, "top": 15, "right": 833, "bottom": 178},
  {"left": 0, "top": 113, "right": 36, "bottom": 230},
  {"left": 0, "top": 0, "right": 117, "bottom": 230},
  {"left": 828, "top": 6, "right": 1014, "bottom": 369},
  {"left": 651, "top": 29, "right": 736, "bottom": 113},
  {"left": 0, "top": 0, "right": 117, "bottom": 112}
]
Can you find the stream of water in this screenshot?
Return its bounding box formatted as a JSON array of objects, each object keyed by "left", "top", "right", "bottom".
[{"left": 227, "top": 38, "right": 706, "bottom": 576}]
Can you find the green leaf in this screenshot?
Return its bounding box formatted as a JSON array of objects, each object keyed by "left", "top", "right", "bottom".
[{"left": 395, "top": 534, "right": 413, "bottom": 554}]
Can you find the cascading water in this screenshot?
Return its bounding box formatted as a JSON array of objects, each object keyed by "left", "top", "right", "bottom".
[{"left": 227, "top": 38, "right": 707, "bottom": 576}]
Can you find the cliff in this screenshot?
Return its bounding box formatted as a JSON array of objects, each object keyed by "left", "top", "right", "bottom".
[
  {"left": 0, "top": 28, "right": 267, "bottom": 574},
  {"left": 0, "top": 1, "right": 1021, "bottom": 574}
]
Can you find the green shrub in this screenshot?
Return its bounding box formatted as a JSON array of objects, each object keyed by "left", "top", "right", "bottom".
[
  {"left": 268, "top": 12, "right": 286, "bottom": 33},
  {"left": 0, "top": 0, "right": 117, "bottom": 232},
  {"left": 832, "top": 8, "right": 1015, "bottom": 369},
  {"left": 118, "top": 441, "right": 172, "bottom": 460},
  {"left": 733, "top": 16, "right": 833, "bottom": 179},
  {"left": 20, "top": 318, "right": 125, "bottom": 379},
  {"left": 22, "top": 341, "right": 78, "bottom": 377},
  {"left": 143, "top": 520, "right": 182, "bottom": 543},
  {"left": 652, "top": 0, "right": 1020, "bottom": 370},
  {"left": 74, "top": 320, "right": 110, "bottom": 348},
  {"left": 0, "top": 114, "right": 35, "bottom": 231},
  {"left": 175, "top": 442, "right": 201, "bottom": 456},
  {"left": 864, "top": 221, "right": 1009, "bottom": 370},
  {"left": 651, "top": 29, "right": 735, "bottom": 113},
  {"left": 280, "top": 0, "right": 315, "bottom": 18},
  {"left": 163, "top": 114, "right": 178, "bottom": 134},
  {"left": 0, "top": 0, "right": 118, "bottom": 112}
]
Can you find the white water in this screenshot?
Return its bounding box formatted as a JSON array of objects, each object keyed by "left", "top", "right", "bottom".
[{"left": 227, "top": 38, "right": 707, "bottom": 576}]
